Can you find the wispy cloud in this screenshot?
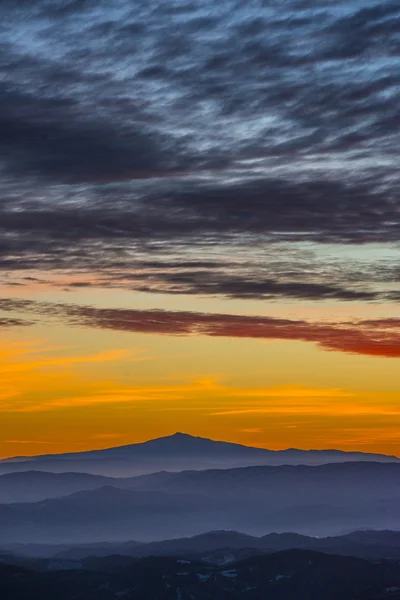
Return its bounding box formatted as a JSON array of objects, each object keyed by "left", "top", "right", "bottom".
[
  {"left": 0, "top": 0, "right": 398, "bottom": 301},
  {"left": 2, "top": 298, "right": 399, "bottom": 358},
  {"left": 239, "top": 428, "right": 264, "bottom": 434},
  {"left": 0, "top": 317, "right": 32, "bottom": 328},
  {"left": 0, "top": 348, "right": 144, "bottom": 375},
  {"left": 3, "top": 440, "right": 55, "bottom": 445}
]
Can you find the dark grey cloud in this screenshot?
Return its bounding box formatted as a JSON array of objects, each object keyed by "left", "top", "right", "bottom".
[
  {"left": 129, "top": 273, "right": 379, "bottom": 301},
  {"left": 0, "top": 84, "right": 183, "bottom": 184},
  {"left": 1, "top": 0, "right": 399, "bottom": 182},
  {"left": 0, "top": 174, "right": 398, "bottom": 301},
  {"left": 0, "top": 0, "right": 399, "bottom": 302},
  {"left": 0, "top": 177, "right": 398, "bottom": 244}
]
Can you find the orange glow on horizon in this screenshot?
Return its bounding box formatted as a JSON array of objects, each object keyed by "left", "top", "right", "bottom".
[
  {"left": 1, "top": 276, "right": 400, "bottom": 461},
  {"left": 0, "top": 330, "right": 399, "bottom": 459}
]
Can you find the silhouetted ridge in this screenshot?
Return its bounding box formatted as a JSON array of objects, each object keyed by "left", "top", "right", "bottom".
[{"left": 3, "top": 549, "right": 400, "bottom": 600}]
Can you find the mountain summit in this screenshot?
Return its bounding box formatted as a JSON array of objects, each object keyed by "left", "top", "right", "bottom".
[
  {"left": 94, "top": 432, "right": 273, "bottom": 458},
  {"left": 0, "top": 433, "right": 398, "bottom": 477}
]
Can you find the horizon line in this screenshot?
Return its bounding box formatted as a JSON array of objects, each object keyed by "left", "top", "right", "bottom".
[{"left": 0, "top": 431, "right": 399, "bottom": 462}]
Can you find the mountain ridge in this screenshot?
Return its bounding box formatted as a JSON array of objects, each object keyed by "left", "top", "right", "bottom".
[
  {"left": 4, "top": 529, "right": 400, "bottom": 563},
  {"left": 0, "top": 433, "right": 398, "bottom": 477},
  {"left": 3, "top": 460, "right": 400, "bottom": 503}
]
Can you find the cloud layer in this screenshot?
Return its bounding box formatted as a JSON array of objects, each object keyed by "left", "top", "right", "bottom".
[{"left": 0, "top": 0, "right": 399, "bottom": 301}]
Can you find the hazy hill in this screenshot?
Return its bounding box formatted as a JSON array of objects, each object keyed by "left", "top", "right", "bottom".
[
  {"left": 1, "top": 462, "right": 400, "bottom": 542},
  {"left": 0, "top": 471, "right": 115, "bottom": 503},
  {"left": 0, "top": 486, "right": 228, "bottom": 544},
  {"left": 3, "top": 460, "right": 400, "bottom": 505},
  {"left": 0, "top": 433, "right": 398, "bottom": 477},
  {"left": 125, "top": 461, "right": 400, "bottom": 505}
]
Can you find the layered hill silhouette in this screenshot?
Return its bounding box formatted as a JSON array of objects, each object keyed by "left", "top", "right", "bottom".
[
  {"left": 0, "top": 433, "right": 398, "bottom": 477},
  {"left": 1, "top": 434, "right": 399, "bottom": 546},
  {"left": 5, "top": 529, "right": 400, "bottom": 564},
  {"left": 1, "top": 462, "right": 400, "bottom": 543}
]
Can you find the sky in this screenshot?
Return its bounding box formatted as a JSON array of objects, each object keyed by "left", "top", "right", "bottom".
[{"left": 0, "top": 0, "right": 399, "bottom": 458}]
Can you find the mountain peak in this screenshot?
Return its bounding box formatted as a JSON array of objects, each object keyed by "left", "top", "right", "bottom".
[
  {"left": 130, "top": 432, "right": 270, "bottom": 459},
  {"left": 1, "top": 433, "right": 399, "bottom": 480}
]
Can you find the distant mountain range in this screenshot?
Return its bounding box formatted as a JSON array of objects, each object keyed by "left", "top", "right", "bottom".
[
  {"left": 1, "top": 461, "right": 400, "bottom": 542},
  {"left": 1, "top": 434, "right": 399, "bottom": 545},
  {"left": 0, "top": 433, "right": 398, "bottom": 477}
]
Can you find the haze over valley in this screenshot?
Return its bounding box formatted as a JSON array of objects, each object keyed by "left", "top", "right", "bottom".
[{"left": 1, "top": 434, "right": 400, "bottom": 544}]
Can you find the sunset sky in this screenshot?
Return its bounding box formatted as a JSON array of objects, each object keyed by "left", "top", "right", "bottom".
[{"left": 0, "top": 0, "right": 399, "bottom": 458}]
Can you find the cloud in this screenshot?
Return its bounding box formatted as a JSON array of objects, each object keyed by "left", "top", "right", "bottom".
[
  {"left": 70, "top": 306, "right": 400, "bottom": 358},
  {"left": 1, "top": 298, "right": 399, "bottom": 358},
  {"left": 0, "top": 176, "right": 398, "bottom": 247},
  {"left": 0, "top": 345, "right": 144, "bottom": 376},
  {"left": 0, "top": 317, "right": 31, "bottom": 328},
  {"left": 0, "top": 0, "right": 399, "bottom": 299},
  {"left": 1, "top": 0, "right": 399, "bottom": 181},
  {"left": 3, "top": 440, "right": 55, "bottom": 445},
  {"left": 0, "top": 178, "right": 398, "bottom": 302},
  {"left": 0, "top": 84, "right": 182, "bottom": 184},
  {"left": 127, "top": 270, "right": 381, "bottom": 301},
  {"left": 239, "top": 428, "right": 264, "bottom": 434}
]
